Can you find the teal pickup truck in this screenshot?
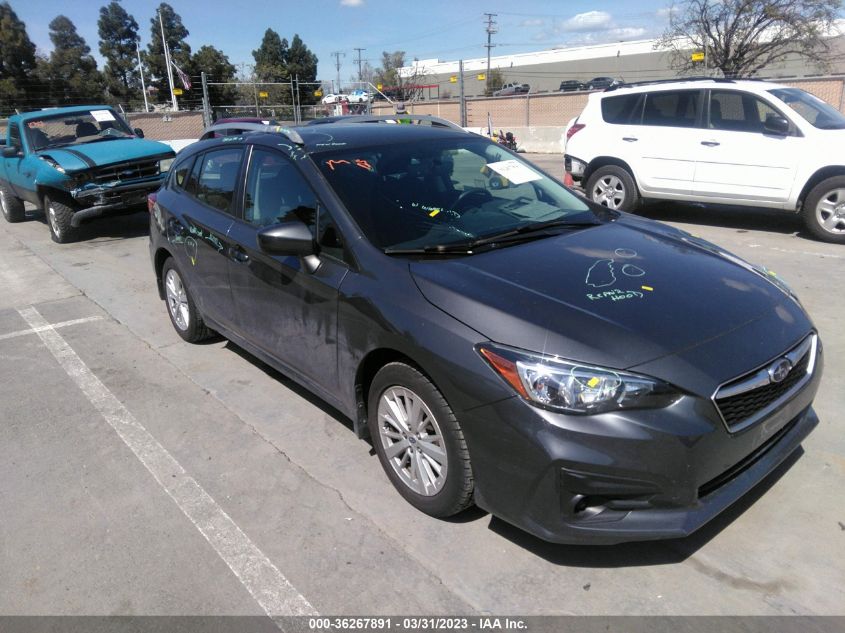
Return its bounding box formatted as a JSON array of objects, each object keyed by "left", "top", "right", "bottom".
[{"left": 0, "top": 105, "right": 175, "bottom": 243}]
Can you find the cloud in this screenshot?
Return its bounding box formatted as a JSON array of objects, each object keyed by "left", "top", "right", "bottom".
[
  {"left": 340, "top": 0, "right": 364, "bottom": 6},
  {"left": 656, "top": 6, "right": 679, "bottom": 19},
  {"left": 519, "top": 18, "right": 546, "bottom": 27},
  {"left": 562, "top": 11, "right": 613, "bottom": 32}
]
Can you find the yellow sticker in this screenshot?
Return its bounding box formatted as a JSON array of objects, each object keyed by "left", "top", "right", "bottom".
[
  {"left": 768, "top": 270, "right": 777, "bottom": 277},
  {"left": 641, "top": 285, "right": 653, "bottom": 291},
  {"left": 587, "top": 377, "right": 600, "bottom": 388},
  {"left": 429, "top": 209, "right": 441, "bottom": 217}
]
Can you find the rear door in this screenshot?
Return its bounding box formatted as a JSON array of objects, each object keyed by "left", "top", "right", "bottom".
[
  {"left": 167, "top": 146, "right": 244, "bottom": 329},
  {"left": 226, "top": 146, "right": 349, "bottom": 392},
  {"left": 632, "top": 89, "right": 703, "bottom": 195},
  {"left": 693, "top": 89, "right": 801, "bottom": 203}
]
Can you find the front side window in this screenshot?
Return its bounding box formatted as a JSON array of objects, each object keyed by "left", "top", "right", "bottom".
[
  {"left": 769, "top": 87, "right": 845, "bottom": 130},
  {"left": 315, "top": 136, "right": 594, "bottom": 252},
  {"left": 243, "top": 149, "right": 318, "bottom": 228},
  {"left": 193, "top": 147, "right": 244, "bottom": 213},
  {"left": 642, "top": 90, "right": 700, "bottom": 128},
  {"left": 708, "top": 90, "right": 783, "bottom": 133}
]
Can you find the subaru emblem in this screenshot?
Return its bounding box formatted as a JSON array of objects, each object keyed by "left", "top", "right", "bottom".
[{"left": 768, "top": 358, "right": 792, "bottom": 384}]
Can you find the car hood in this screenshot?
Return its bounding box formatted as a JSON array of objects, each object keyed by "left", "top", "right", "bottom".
[
  {"left": 410, "top": 217, "right": 812, "bottom": 394},
  {"left": 38, "top": 138, "right": 174, "bottom": 172}
]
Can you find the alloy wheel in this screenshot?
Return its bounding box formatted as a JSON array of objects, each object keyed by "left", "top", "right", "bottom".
[
  {"left": 591, "top": 175, "right": 625, "bottom": 209},
  {"left": 815, "top": 188, "right": 845, "bottom": 235},
  {"left": 165, "top": 268, "right": 190, "bottom": 331},
  {"left": 377, "top": 386, "right": 448, "bottom": 496},
  {"left": 47, "top": 205, "right": 62, "bottom": 238}
]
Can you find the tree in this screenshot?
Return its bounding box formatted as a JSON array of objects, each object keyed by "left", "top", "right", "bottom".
[
  {"left": 191, "top": 45, "right": 237, "bottom": 106},
  {"left": 375, "top": 51, "right": 431, "bottom": 102},
  {"left": 251, "top": 28, "right": 289, "bottom": 105},
  {"left": 40, "top": 16, "right": 103, "bottom": 105},
  {"left": 0, "top": 1, "right": 37, "bottom": 114},
  {"left": 287, "top": 35, "right": 318, "bottom": 105},
  {"left": 657, "top": 0, "right": 842, "bottom": 78},
  {"left": 484, "top": 68, "right": 505, "bottom": 97},
  {"left": 98, "top": 1, "right": 141, "bottom": 106},
  {"left": 146, "top": 2, "right": 191, "bottom": 102}
]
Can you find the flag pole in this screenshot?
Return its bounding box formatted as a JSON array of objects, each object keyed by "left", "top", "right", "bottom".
[
  {"left": 136, "top": 39, "right": 150, "bottom": 113},
  {"left": 158, "top": 9, "right": 178, "bottom": 111}
]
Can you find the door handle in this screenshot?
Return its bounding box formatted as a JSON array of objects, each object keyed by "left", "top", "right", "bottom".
[
  {"left": 622, "top": 137, "right": 638, "bottom": 142},
  {"left": 700, "top": 141, "right": 720, "bottom": 147},
  {"left": 231, "top": 246, "right": 250, "bottom": 263}
]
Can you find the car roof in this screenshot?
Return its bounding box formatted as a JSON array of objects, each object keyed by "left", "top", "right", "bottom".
[
  {"left": 599, "top": 78, "right": 789, "bottom": 96},
  {"left": 15, "top": 105, "right": 116, "bottom": 122},
  {"left": 183, "top": 117, "right": 475, "bottom": 156}
]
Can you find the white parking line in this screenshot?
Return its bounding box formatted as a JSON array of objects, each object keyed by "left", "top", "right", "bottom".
[
  {"left": 0, "top": 316, "right": 103, "bottom": 342},
  {"left": 17, "top": 305, "right": 317, "bottom": 620}
]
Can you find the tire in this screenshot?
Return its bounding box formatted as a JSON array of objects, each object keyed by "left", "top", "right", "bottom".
[
  {"left": 367, "top": 362, "right": 474, "bottom": 518},
  {"left": 44, "top": 195, "right": 78, "bottom": 243},
  {"left": 161, "top": 257, "right": 214, "bottom": 343},
  {"left": 802, "top": 176, "right": 845, "bottom": 244},
  {"left": 585, "top": 165, "right": 640, "bottom": 212},
  {"left": 0, "top": 181, "right": 26, "bottom": 223}
]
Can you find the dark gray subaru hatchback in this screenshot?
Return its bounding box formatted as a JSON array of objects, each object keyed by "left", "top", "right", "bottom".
[{"left": 149, "top": 116, "right": 822, "bottom": 544}]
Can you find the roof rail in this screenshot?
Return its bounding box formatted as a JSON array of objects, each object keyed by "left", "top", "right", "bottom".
[
  {"left": 306, "top": 114, "right": 468, "bottom": 132},
  {"left": 604, "top": 76, "right": 770, "bottom": 92}
]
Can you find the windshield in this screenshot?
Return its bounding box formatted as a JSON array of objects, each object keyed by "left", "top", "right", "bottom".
[
  {"left": 315, "top": 136, "right": 595, "bottom": 251},
  {"left": 24, "top": 109, "right": 135, "bottom": 150},
  {"left": 768, "top": 88, "right": 845, "bottom": 130}
]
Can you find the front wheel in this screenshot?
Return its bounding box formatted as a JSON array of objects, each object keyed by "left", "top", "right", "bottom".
[
  {"left": 368, "top": 362, "right": 474, "bottom": 518},
  {"left": 585, "top": 165, "right": 640, "bottom": 211},
  {"left": 803, "top": 176, "right": 845, "bottom": 244},
  {"left": 44, "top": 195, "right": 79, "bottom": 243},
  {"left": 0, "top": 181, "right": 26, "bottom": 223}
]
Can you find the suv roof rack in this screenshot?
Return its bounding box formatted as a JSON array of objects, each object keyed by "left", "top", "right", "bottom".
[
  {"left": 305, "top": 114, "right": 468, "bottom": 132},
  {"left": 604, "top": 76, "right": 768, "bottom": 92}
]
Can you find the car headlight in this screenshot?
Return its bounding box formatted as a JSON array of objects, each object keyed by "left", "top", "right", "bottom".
[
  {"left": 478, "top": 344, "right": 679, "bottom": 414},
  {"left": 159, "top": 158, "right": 174, "bottom": 173}
]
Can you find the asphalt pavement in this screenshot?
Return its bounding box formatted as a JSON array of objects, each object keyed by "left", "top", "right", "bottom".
[{"left": 0, "top": 154, "right": 843, "bottom": 618}]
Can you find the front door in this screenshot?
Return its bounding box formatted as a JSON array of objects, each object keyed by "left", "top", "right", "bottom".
[
  {"left": 693, "top": 90, "right": 800, "bottom": 203},
  {"left": 2, "top": 123, "right": 38, "bottom": 204},
  {"left": 226, "top": 147, "right": 349, "bottom": 393}
]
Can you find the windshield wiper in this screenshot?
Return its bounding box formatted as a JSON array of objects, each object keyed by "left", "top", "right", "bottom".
[{"left": 384, "top": 218, "right": 599, "bottom": 255}]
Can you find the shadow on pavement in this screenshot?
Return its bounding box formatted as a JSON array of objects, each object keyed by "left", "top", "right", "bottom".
[
  {"left": 638, "top": 201, "right": 807, "bottom": 239},
  {"left": 33, "top": 208, "right": 150, "bottom": 243},
  {"left": 487, "top": 447, "right": 804, "bottom": 567}
]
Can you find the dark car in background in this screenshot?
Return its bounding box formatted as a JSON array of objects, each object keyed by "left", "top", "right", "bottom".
[
  {"left": 587, "top": 76, "right": 621, "bottom": 90},
  {"left": 559, "top": 80, "right": 586, "bottom": 92},
  {"left": 148, "top": 115, "right": 822, "bottom": 544}
]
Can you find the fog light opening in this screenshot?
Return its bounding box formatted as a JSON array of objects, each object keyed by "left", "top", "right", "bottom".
[{"left": 571, "top": 494, "right": 608, "bottom": 516}]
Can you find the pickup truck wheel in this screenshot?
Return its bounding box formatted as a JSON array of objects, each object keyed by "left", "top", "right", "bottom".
[
  {"left": 803, "top": 176, "right": 845, "bottom": 244},
  {"left": 0, "top": 182, "right": 25, "bottom": 223},
  {"left": 44, "top": 196, "right": 78, "bottom": 243},
  {"left": 586, "top": 165, "right": 640, "bottom": 212}
]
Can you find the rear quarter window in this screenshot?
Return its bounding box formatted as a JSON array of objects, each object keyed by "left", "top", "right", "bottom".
[{"left": 601, "top": 94, "right": 643, "bottom": 124}]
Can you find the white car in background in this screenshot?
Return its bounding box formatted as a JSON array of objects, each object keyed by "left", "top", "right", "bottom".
[
  {"left": 347, "top": 89, "right": 372, "bottom": 103},
  {"left": 564, "top": 78, "right": 845, "bottom": 243},
  {"left": 321, "top": 93, "right": 346, "bottom": 105}
]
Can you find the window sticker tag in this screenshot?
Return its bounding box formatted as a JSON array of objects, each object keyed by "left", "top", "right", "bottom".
[
  {"left": 486, "top": 160, "right": 542, "bottom": 185},
  {"left": 90, "top": 109, "right": 116, "bottom": 122}
]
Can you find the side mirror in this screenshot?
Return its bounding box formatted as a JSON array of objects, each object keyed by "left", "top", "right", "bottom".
[
  {"left": 2, "top": 145, "right": 21, "bottom": 158},
  {"left": 257, "top": 220, "right": 315, "bottom": 257},
  {"left": 134, "top": 128, "right": 145, "bottom": 138},
  {"left": 763, "top": 113, "right": 789, "bottom": 136}
]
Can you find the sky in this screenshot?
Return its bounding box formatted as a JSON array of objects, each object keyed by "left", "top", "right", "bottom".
[{"left": 8, "top": 0, "right": 674, "bottom": 83}]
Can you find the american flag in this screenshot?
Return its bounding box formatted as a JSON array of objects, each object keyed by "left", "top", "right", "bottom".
[{"left": 172, "top": 61, "right": 192, "bottom": 90}]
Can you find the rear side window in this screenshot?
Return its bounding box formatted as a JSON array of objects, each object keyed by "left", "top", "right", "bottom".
[
  {"left": 193, "top": 147, "right": 244, "bottom": 213},
  {"left": 169, "top": 156, "right": 194, "bottom": 190},
  {"left": 601, "top": 94, "right": 643, "bottom": 124},
  {"left": 642, "top": 90, "right": 700, "bottom": 128}
]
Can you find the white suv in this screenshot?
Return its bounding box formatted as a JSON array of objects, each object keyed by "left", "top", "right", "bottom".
[{"left": 564, "top": 78, "right": 845, "bottom": 243}]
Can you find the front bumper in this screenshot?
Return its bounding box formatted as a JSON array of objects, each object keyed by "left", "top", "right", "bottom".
[
  {"left": 461, "top": 346, "right": 822, "bottom": 545},
  {"left": 70, "top": 178, "right": 163, "bottom": 226}
]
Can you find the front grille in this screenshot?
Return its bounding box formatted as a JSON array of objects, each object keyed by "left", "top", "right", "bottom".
[
  {"left": 713, "top": 334, "right": 816, "bottom": 433},
  {"left": 91, "top": 159, "right": 160, "bottom": 185}
]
